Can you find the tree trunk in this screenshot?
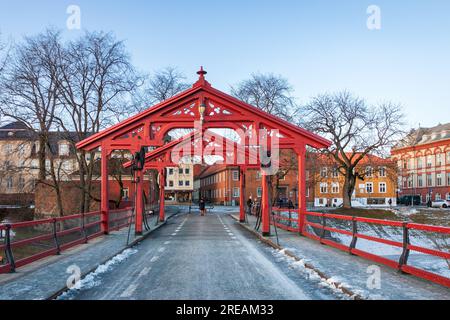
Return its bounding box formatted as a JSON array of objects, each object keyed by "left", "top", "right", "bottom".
[
  {"left": 84, "top": 153, "right": 95, "bottom": 212},
  {"left": 342, "top": 170, "right": 357, "bottom": 209},
  {"left": 48, "top": 158, "right": 64, "bottom": 217},
  {"left": 38, "top": 134, "right": 47, "bottom": 182}
]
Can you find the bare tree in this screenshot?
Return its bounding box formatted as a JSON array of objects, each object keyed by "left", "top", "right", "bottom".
[
  {"left": 0, "top": 29, "right": 67, "bottom": 216},
  {"left": 0, "top": 30, "right": 61, "bottom": 181},
  {"left": 54, "top": 31, "right": 141, "bottom": 213},
  {"left": 301, "top": 91, "right": 404, "bottom": 208},
  {"left": 143, "top": 66, "right": 189, "bottom": 106},
  {"left": 231, "top": 73, "right": 297, "bottom": 121}
]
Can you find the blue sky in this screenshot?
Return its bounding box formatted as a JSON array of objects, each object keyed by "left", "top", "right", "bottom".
[{"left": 0, "top": 0, "right": 449, "bottom": 128}]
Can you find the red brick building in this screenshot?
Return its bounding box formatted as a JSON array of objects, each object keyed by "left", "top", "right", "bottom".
[
  {"left": 196, "top": 149, "right": 300, "bottom": 206},
  {"left": 391, "top": 123, "right": 450, "bottom": 203},
  {"left": 197, "top": 165, "right": 299, "bottom": 206}
]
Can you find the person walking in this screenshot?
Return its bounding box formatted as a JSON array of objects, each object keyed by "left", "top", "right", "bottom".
[
  {"left": 247, "top": 197, "right": 253, "bottom": 215},
  {"left": 199, "top": 197, "right": 206, "bottom": 216}
]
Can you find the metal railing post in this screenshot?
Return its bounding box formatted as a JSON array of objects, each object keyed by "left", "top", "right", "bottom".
[
  {"left": 398, "top": 222, "right": 410, "bottom": 272},
  {"left": 288, "top": 209, "right": 292, "bottom": 228},
  {"left": 52, "top": 218, "right": 61, "bottom": 255},
  {"left": 320, "top": 214, "right": 326, "bottom": 243},
  {"left": 5, "top": 225, "right": 16, "bottom": 273},
  {"left": 349, "top": 217, "right": 358, "bottom": 253}
]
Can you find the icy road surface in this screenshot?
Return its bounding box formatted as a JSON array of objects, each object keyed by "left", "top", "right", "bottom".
[{"left": 60, "top": 211, "right": 344, "bottom": 300}]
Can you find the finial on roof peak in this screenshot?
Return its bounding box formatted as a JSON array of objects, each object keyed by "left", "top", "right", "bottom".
[
  {"left": 193, "top": 66, "right": 210, "bottom": 88},
  {"left": 197, "top": 66, "right": 207, "bottom": 78}
]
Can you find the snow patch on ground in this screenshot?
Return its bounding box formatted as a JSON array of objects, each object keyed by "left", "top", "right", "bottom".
[
  {"left": 57, "top": 248, "right": 138, "bottom": 300},
  {"left": 271, "top": 248, "right": 389, "bottom": 300},
  {"left": 271, "top": 248, "right": 359, "bottom": 300},
  {"left": 388, "top": 207, "right": 419, "bottom": 216}
]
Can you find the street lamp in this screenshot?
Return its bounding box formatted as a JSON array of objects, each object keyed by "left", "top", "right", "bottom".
[{"left": 198, "top": 102, "right": 206, "bottom": 122}]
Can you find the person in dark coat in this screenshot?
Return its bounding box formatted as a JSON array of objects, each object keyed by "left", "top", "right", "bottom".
[
  {"left": 199, "top": 197, "right": 206, "bottom": 216},
  {"left": 247, "top": 197, "right": 253, "bottom": 215}
]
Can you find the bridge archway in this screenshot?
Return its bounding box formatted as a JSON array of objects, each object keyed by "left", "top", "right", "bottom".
[{"left": 76, "top": 68, "right": 331, "bottom": 236}]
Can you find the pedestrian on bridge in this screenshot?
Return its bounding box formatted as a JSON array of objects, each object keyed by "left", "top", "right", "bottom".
[
  {"left": 199, "top": 197, "right": 206, "bottom": 216},
  {"left": 247, "top": 197, "right": 253, "bottom": 215}
]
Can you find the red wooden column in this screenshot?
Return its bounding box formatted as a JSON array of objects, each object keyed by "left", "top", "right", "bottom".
[
  {"left": 261, "top": 171, "right": 270, "bottom": 236},
  {"left": 239, "top": 167, "right": 246, "bottom": 222},
  {"left": 296, "top": 146, "right": 307, "bottom": 234},
  {"left": 135, "top": 169, "right": 144, "bottom": 235},
  {"left": 100, "top": 147, "right": 110, "bottom": 234},
  {"left": 159, "top": 168, "right": 165, "bottom": 222}
]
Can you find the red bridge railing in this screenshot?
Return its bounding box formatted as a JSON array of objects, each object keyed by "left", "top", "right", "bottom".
[
  {"left": 0, "top": 208, "right": 133, "bottom": 274},
  {"left": 270, "top": 208, "right": 450, "bottom": 288}
]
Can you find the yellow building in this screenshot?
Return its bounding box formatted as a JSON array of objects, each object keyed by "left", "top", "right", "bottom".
[
  {"left": 309, "top": 153, "right": 397, "bottom": 207},
  {"left": 164, "top": 164, "right": 194, "bottom": 203},
  {"left": 0, "top": 121, "right": 79, "bottom": 195}
]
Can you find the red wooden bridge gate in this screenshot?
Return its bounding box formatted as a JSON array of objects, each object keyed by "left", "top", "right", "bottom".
[{"left": 75, "top": 68, "right": 330, "bottom": 236}]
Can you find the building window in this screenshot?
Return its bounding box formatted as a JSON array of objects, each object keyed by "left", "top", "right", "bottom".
[
  {"left": 436, "top": 173, "right": 443, "bottom": 186},
  {"left": 427, "top": 174, "right": 433, "bottom": 187},
  {"left": 379, "top": 166, "right": 386, "bottom": 177},
  {"left": 436, "top": 154, "right": 442, "bottom": 167},
  {"left": 365, "top": 166, "right": 373, "bottom": 178},
  {"left": 447, "top": 152, "right": 450, "bottom": 165},
  {"left": 331, "top": 167, "right": 339, "bottom": 178},
  {"left": 179, "top": 180, "right": 183, "bottom": 186},
  {"left": 379, "top": 182, "right": 387, "bottom": 193},
  {"left": 366, "top": 182, "right": 373, "bottom": 194},
  {"left": 320, "top": 183, "right": 328, "bottom": 194},
  {"left": 447, "top": 173, "right": 450, "bottom": 186},
  {"left": 185, "top": 168, "right": 190, "bottom": 174},
  {"left": 446, "top": 193, "right": 450, "bottom": 201},
  {"left": 179, "top": 168, "right": 183, "bottom": 174},
  {"left": 418, "top": 175, "right": 423, "bottom": 187},
  {"left": 185, "top": 180, "right": 190, "bottom": 186},
  {"left": 18, "top": 176, "right": 25, "bottom": 189},
  {"left": 232, "top": 170, "right": 239, "bottom": 181},
  {"left": 233, "top": 187, "right": 240, "bottom": 198},
  {"left": 6, "top": 176, "right": 13, "bottom": 190},
  {"left": 257, "top": 187, "right": 262, "bottom": 197},
  {"left": 122, "top": 188, "right": 129, "bottom": 199},
  {"left": 59, "top": 143, "right": 70, "bottom": 156},
  {"left": 426, "top": 155, "right": 433, "bottom": 168},
  {"left": 436, "top": 193, "right": 441, "bottom": 201},
  {"left": 407, "top": 176, "right": 413, "bottom": 188},
  {"left": 320, "top": 167, "right": 328, "bottom": 178},
  {"left": 417, "top": 157, "right": 423, "bottom": 169},
  {"left": 256, "top": 171, "right": 261, "bottom": 180},
  {"left": 169, "top": 180, "right": 174, "bottom": 187},
  {"left": 169, "top": 168, "right": 174, "bottom": 175},
  {"left": 331, "top": 183, "right": 339, "bottom": 194}
]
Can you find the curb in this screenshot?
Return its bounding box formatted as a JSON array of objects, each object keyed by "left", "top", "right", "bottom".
[
  {"left": 229, "top": 214, "right": 365, "bottom": 300},
  {"left": 47, "top": 210, "right": 180, "bottom": 300}
]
